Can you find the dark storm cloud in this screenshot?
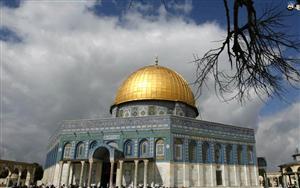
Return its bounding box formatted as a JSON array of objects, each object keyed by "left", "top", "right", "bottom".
[{"left": 0, "top": 26, "right": 22, "bottom": 43}]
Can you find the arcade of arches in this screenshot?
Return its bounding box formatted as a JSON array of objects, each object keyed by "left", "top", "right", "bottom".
[
  {"left": 0, "top": 160, "right": 37, "bottom": 187},
  {"left": 280, "top": 166, "right": 300, "bottom": 187},
  {"left": 258, "top": 151, "right": 300, "bottom": 188},
  {"left": 54, "top": 145, "right": 150, "bottom": 188},
  {"left": 44, "top": 138, "right": 258, "bottom": 188}
]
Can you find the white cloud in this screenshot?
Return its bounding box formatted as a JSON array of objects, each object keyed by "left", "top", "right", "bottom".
[
  {"left": 169, "top": 0, "right": 193, "bottom": 14},
  {"left": 256, "top": 102, "right": 300, "bottom": 171},
  {"left": 1, "top": 1, "right": 298, "bottom": 172}
]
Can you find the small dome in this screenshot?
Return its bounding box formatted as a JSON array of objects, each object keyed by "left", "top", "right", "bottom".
[{"left": 112, "top": 65, "right": 196, "bottom": 108}]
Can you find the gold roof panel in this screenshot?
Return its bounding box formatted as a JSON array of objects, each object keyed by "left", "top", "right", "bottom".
[{"left": 113, "top": 65, "right": 196, "bottom": 107}]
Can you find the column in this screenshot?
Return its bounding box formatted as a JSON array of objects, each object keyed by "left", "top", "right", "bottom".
[
  {"left": 143, "top": 160, "right": 149, "bottom": 188},
  {"left": 232, "top": 144, "right": 238, "bottom": 186},
  {"left": 117, "top": 160, "right": 124, "bottom": 188},
  {"left": 109, "top": 161, "right": 114, "bottom": 188},
  {"left": 295, "top": 173, "right": 299, "bottom": 188},
  {"left": 87, "top": 159, "right": 94, "bottom": 188},
  {"left": 79, "top": 161, "right": 85, "bottom": 188},
  {"left": 17, "top": 169, "right": 22, "bottom": 186},
  {"left": 263, "top": 172, "right": 269, "bottom": 188},
  {"left": 58, "top": 161, "right": 64, "bottom": 188},
  {"left": 6, "top": 171, "right": 12, "bottom": 187},
  {"left": 183, "top": 163, "right": 190, "bottom": 187},
  {"left": 98, "top": 161, "right": 103, "bottom": 185},
  {"left": 242, "top": 145, "right": 248, "bottom": 186},
  {"left": 222, "top": 164, "right": 226, "bottom": 186},
  {"left": 197, "top": 164, "right": 203, "bottom": 187},
  {"left": 31, "top": 167, "right": 36, "bottom": 185},
  {"left": 66, "top": 161, "right": 72, "bottom": 187},
  {"left": 134, "top": 160, "right": 139, "bottom": 188},
  {"left": 71, "top": 164, "right": 75, "bottom": 186},
  {"left": 197, "top": 141, "right": 203, "bottom": 187},
  {"left": 25, "top": 169, "right": 32, "bottom": 186},
  {"left": 244, "top": 165, "right": 249, "bottom": 186},
  {"left": 168, "top": 161, "right": 175, "bottom": 187},
  {"left": 209, "top": 142, "right": 215, "bottom": 187},
  {"left": 254, "top": 166, "right": 259, "bottom": 186},
  {"left": 233, "top": 165, "right": 238, "bottom": 186},
  {"left": 283, "top": 174, "right": 287, "bottom": 188},
  {"left": 221, "top": 144, "right": 227, "bottom": 186},
  {"left": 210, "top": 164, "right": 214, "bottom": 186}
]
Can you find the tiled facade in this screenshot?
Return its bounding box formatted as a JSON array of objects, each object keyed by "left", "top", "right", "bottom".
[{"left": 42, "top": 113, "right": 259, "bottom": 188}]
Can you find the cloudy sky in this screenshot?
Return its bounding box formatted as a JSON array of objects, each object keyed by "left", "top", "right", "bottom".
[{"left": 1, "top": 0, "right": 299, "bottom": 171}]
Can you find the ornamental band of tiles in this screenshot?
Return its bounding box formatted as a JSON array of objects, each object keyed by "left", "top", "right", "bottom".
[{"left": 42, "top": 64, "right": 259, "bottom": 188}]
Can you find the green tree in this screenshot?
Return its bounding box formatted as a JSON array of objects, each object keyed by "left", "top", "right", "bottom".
[{"left": 33, "top": 163, "right": 44, "bottom": 182}]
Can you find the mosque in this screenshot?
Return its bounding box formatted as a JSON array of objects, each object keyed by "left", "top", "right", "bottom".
[{"left": 42, "top": 61, "right": 259, "bottom": 188}]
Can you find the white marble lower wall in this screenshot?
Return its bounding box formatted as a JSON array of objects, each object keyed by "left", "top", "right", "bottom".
[
  {"left": 42, "top": 162, "right": 260, "bottom": 188},
  {"left": 122, "top": 162, "right": 259, "bottom": 188}
]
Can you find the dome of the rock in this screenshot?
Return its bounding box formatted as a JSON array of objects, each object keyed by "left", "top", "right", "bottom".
[{"left": 113, "top": 65, "right": 196, "bottom": 108}]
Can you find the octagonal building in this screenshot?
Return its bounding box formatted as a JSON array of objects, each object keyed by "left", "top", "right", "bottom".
[{"left": 42, "top": 63, "right": 259, "bottom": 188}]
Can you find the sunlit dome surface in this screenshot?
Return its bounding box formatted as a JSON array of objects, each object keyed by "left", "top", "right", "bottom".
[{"left": 113, "top": 64, "right": 196, "bottom": 108}]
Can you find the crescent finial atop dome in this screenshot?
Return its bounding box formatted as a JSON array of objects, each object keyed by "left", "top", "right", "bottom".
[{"left": 155, "top": 56, "right": 158, "bottom": 66}]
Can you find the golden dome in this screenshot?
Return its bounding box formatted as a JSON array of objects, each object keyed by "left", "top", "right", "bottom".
[{"left": 113, "top": 65, "right": 196, "bottom": 108}]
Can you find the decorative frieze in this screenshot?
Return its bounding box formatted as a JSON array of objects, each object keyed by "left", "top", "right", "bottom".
[{"left": 47, "top": 115, "right": 256, "bottom": 160}]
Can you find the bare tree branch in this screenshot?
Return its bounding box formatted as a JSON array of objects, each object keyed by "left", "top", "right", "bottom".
[
  {"left": 128, "top": 0, "right": 300, "bottom": 102},
  {"left": 193, "top": 0, "right": 300, "bottom": 102}
]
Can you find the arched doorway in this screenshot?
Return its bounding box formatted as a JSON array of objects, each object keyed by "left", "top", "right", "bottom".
[
  {"left": 286, "top": 167, "right": 293, "bottom": 186},
  {"left": 93, "top": 146, "right": 116, "bottom": 188}
]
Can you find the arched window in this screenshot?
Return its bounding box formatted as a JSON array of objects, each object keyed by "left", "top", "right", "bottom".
[
  {"left": 237, "top": 145, "right": 243, "bottom": 164},
  {"left": 0, "top": 168, "right": 9, "bottom": 178},
  {"left": 117, "top": 109, "right": 124, "bottom": 117},
  {"left": 89, "top": 140, "right": 97, "bottom": 150},
  {"left": 214, "top": 143, "right": 222, "bottom": 164},
  {"left": 63, "top": 142, "right": 72, "bottom": 159},
  {"left": 124, "top": 140, "right": 134, "bottom": 156},
  {"left": 247, "top": 146, "right": 254, "bottom": 163},
  {"left": 226, "top": 145, "right": 233, "bottom": 164},
  {"left": 202, "top": 142, "right": 209, "bottom": 163},
  {"left": 286, "top": 167, "right": 293, "bottom": 173},
  {"left": 189, "top": 140, "right": 197, "bottom": 162},
  {"left": 174, "top": 138, "right": 183, "bottom": 161},
  {"left": 139, "top": 139, "right": 149, "bottom": 157},
  {"left": 155, "top": 139, "right": 165, "bottom": 159},
  {"left": 75, "top": 142, "right": 85, "bottom": 159}
]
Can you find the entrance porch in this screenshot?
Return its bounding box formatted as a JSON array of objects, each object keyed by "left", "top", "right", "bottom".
[{"left": 56, "top": 145, "right": 152, "bottom": 188}]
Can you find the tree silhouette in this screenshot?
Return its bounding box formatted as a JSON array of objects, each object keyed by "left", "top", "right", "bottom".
[
  {"left": 33, "top": 163, "right": 44, "bottom": 182},
  {"left": 129, "top": 0, "right": 300, "bottom": 101},
  {"left": 193, "top": 0, "right": 300, "bottom": 101}
]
